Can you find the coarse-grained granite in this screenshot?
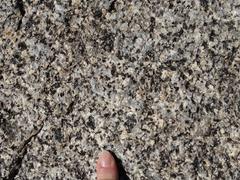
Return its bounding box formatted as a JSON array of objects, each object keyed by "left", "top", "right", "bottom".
[{"left": 0, "top": 0, "right": 240, "bottom": 179}]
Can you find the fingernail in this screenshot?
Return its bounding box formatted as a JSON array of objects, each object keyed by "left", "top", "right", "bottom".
[{"left": 98, "top": 150, "right": 113, "bottom": 168}]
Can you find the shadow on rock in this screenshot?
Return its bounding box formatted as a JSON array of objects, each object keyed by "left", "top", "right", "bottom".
[{"left": 108, "top": 150, "right": 131, "bottom": 180}]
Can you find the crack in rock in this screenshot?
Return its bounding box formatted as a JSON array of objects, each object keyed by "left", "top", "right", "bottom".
[
  {"left": 3, "top": 123, "right": 44, "bottom": 180},
  {"left": 15, "top": 0, "right": 25, "bottom": 31}
]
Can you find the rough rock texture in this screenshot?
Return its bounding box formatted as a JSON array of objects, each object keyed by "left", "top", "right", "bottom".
[{"left": 0, "top": 0, "right": 240, "bottom": 179}]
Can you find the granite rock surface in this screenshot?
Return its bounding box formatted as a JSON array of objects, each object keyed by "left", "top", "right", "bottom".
[{"left": 0, "top": 0, "right": 240, "bottom": 179}]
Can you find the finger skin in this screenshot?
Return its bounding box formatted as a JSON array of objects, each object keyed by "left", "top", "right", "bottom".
[{"left": 96, "top": 151, "right": 118, "bottom": 180}]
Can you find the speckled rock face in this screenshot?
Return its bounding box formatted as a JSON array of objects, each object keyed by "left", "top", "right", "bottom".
[{"left": 0, "top": 0, "right": 240, "bottom": 179}]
